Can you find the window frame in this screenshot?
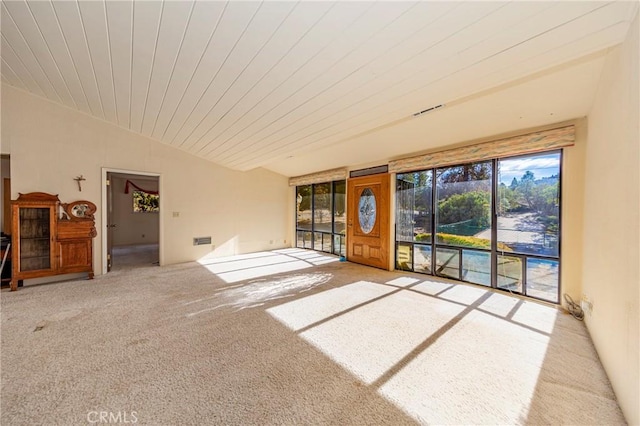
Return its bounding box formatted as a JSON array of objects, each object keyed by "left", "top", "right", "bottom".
[
  {"left": 394, "top": 150, "right": 562, "bottom": 304},
  {"left": 295, "top": 180, "right": 346, "bottom": 256}
]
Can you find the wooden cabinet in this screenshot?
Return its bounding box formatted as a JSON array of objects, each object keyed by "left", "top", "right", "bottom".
[
  {"left": 57, "top": 220, "right": 95, "bottom": 275},
  {"left": 11, "top": 193, "right": 96, "bottom": 291},
  {"left": 11, "top": 193, "right": 57, "bottom": 286}
]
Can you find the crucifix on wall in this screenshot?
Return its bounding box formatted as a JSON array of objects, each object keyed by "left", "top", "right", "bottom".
[{"left": 74, "top": 175, "right": 86, "bottom": 191}]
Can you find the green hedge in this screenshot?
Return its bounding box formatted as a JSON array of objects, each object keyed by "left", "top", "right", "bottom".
[
  {"left": 415, "top": 232, "right": 512, "bottom": 251},
  {"left": 438, "top": 191, "right": 490, "bottom": 229}
]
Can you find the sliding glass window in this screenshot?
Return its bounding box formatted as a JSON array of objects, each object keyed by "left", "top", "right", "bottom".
[
  {"left": 436, "top": 162, "right": 492, "bottom": 286},
  {"left": 396, "top": 171, "right": 432, "bottom": 272},
  {"left": 496, "top": 152, "right": 561, "bottom": 302},
  {"left": 296, "top": 180, "right": 346, "bottom": 256},
  {"left": 332, "top": 181, "right": 346, "bottom": 256},
  {"left": 395, "top": 151, "right": 562, "bottom": 303},
  {"left": 296, "top": 185, "right": 313, "bottom": 249},
  {"left": 313, "top": 183, "right": 332, "bottom": 233}
]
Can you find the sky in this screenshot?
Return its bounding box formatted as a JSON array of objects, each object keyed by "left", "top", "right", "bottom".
[{"left": 498, "top": 153, "right": 560, "bottom": 185}]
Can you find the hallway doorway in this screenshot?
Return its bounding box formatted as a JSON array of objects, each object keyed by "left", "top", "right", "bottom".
[{"left": 103, "top": 170, "right": 160, "bottom": 273}]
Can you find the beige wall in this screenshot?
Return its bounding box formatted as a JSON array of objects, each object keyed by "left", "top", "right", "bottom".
[
  {"left": 2, "top": 84, "right": 291, "bottom": 275},
  {"left": 583, "top": 13, "right": 639, "bottom": 425},
  {"left": 560, "top": 120, "right": 587, "bottom": 306},
  {"left": 111, "top": 175, "right": 159, "bottom": 246}
]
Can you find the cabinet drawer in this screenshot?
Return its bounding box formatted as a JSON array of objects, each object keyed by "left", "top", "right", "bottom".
[{"left": 57, "top": 221, "right": 95, "bottom": 239}]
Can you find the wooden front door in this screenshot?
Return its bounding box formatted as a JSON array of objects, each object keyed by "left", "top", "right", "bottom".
[{"left": 347, "top": 174, "right": 390, "bottom": 270}]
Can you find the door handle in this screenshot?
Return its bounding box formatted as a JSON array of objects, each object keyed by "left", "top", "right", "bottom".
[{"left": 107, "top": 224, "right": 117, "bottom": 228}]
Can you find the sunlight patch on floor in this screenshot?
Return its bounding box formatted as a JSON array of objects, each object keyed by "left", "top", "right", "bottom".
[
  {"left": 267, "top": 275, "right": 557, "bottom": 424},
  {"left": 379, "top": 307, "right": 555, "bottom": 424},
  {"left": 385, "top": 277, "right": 421, "bottom": 287},
  {"left": 199, "top": 251, "right": 278, "bottom": 264},
  {"left": 200, "top": 253, "right": 300, "bottom": 274},
  {"left": 438, "top": 283, "right": 489, "bottom": 305},
  {"left": 283, "top": 252, "right": 326, "bottom": 260},
  {"left": 411, "top": 280, "right": 453, "bottom": 296},
  {"left": 510, "top": 301, "right": 559, "bottom": 334},
  {"left": 293, "top": 287, "right": 465, "bottom": 384},
  {"left": 309, "top": 257, "right": 340, "bottom": 266},
  {"left": 186, "top": 273, "right": 333, "bottom": 317},
  {"left": 197, "top": 250, "right": 339, "bottom": 283},
  {"left": 267, "top": 281, "right": 395, "bottom": 331},
  {"left": 478, "top": 291, "right": 521, "bottom": 317},
  {"left": 206, "top": 259, "right": 311, "bottom": 283}
]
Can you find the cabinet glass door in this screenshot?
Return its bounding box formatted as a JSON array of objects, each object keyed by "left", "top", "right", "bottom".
[{"left": 19, "top": 207, "right": 51, "bottom": 272}]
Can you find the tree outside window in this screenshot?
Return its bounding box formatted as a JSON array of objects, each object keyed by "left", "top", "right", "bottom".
[{"left": 133, "top": 190, "right": 159, "bottom": 212}]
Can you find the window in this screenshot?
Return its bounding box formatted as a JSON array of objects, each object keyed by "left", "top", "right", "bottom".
[
  {"left": 396, "top": 170, "right": 432, "bottom": 243},
  {"left": 436, "top": 162, "right": 492, "bottom": 248},
  {"left": 395, "top": 151, "right": 562, "bottom": 303},
  {"left": 313, "top": 183, "right": 332, "bottom": 233},
  {"left": 435, "top": 162, "right": 492, "bottom": 286},
  {"left": 497, "top": 152, "right": 561, "bottom": 302},
  {"left": 133, "top": 190, "right": 159, "bottom": 213},
  {"left": 497, "top": 152, "right": 560, "bottom": 257},
  {"left": 295, "top": 180, "right": 346, "bottom": 255},
  {"left": 296, "top": 185, "right": 312, "bottom": 230},
  {"left": 333, "top": 180, "right": 346, "bottom": 235}
]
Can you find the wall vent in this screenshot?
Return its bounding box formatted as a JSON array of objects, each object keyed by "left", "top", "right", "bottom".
[
  {"left": 193, "top": 237, "right": 212, "bottom": 246},
  {"left": 413, "top": 104, "right": 445, "bottom": 117}
]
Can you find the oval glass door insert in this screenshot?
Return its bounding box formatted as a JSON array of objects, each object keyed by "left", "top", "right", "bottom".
[{"left": 358, "top": 188, "right": 376, "bottom": 234}]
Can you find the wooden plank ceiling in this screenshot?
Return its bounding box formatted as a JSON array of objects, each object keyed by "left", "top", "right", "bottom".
[{"left": 1, "top": 1, "right": 637, "bottom": 175}]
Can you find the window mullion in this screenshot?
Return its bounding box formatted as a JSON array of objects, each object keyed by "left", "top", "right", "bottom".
[
  {"left": 491, "top": 159, "right": 498, "bottom": 289},
  {"left": 431, "top": 168, "right": 436, "bottom": 275}
]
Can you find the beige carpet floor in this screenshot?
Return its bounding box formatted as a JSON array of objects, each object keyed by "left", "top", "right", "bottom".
[{"left": 1, "top": 248, "right": 626, "bottom": 425}]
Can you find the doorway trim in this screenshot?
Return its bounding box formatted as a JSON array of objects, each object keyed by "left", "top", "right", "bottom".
[{"left": 101, "top": 168, "right": 163, "bottom": 275}]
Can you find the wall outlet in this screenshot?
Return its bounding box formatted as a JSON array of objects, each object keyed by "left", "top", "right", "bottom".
[
  {"left": 172, "top": 211, "right": 180, "bottom": 218},
  {"left": 269, "top": 240, "right": 274, "bottom": 244}
]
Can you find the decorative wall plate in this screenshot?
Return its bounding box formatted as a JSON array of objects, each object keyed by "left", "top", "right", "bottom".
[{"left": 63, "top": 200, "right": 97, "bottom": 220}]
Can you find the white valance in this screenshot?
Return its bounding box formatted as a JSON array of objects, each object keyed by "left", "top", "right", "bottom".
[
  {"left": 288, "top": 168, "right": 348, "bottom": 187},
  {"left": 389, "top": 125, "right": 575, "bottom": 174}
]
